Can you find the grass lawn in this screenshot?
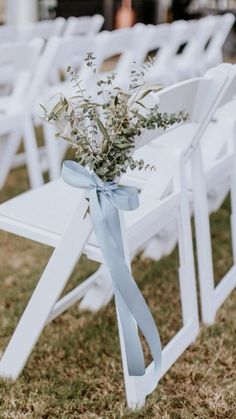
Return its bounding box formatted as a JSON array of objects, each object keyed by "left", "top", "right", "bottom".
[{"left": 0, "top": 163, "right": 235, "bottom": 419}]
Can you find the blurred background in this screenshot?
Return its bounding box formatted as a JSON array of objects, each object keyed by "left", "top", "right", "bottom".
[
  {"left": 0, "top": 1, "right": 236, "bottom": 55},
  {"left": 1, "top": 1, "right": 236, "bottom": 23}
]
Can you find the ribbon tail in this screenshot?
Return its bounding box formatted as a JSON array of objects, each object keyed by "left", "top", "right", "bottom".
[
  {"left": 61, "top": 160, "right": 162, "bottom": 392},
  {"left": 114, "top": 286, "right": 146, "bottom": 376},
  {"left": 90, "top": 193, "right": 162, "bottom": 386}
]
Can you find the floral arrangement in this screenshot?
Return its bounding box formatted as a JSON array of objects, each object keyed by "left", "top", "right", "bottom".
[{"left": 41, "top": 53, "right": 188, "bottom": 182}]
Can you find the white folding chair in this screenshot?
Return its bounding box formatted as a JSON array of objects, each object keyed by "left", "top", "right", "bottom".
[
  {"left": 132, "top": 22, "right": 178, "bottom": 86},
  {"left": 0, "top": 39, "right": 44, "bottom": 190},
  {"left": 190, "top": 65, "right": 236, "bottom": 324},
  {"left": 122, "top": 64, "right": 236, "bottom": 324},
  {"left": 17, "top": 18, "right": 65, "bottom": 42},
  {"left": 30, "top": 35, "right": 100, "bottom": 180},
  {"left": 171, "top": 15, "right": 233, "bottom": 81},
  {"left": 142, "top": 20, "right": 200, "bottom": 86},
  {"left": 0, "top": 77, "right": 213, "bottom": 404},
  {"left": 152, "top": 64, "right": 236, "bottom": 325},
  {"left": 166, "top": 19, "right": 200, "bottom": 82},
  {"left": 93, "top": 28, "right": 136, "bottom": 88},
  {"left": 186, "top": 16, "right": 219, "bottom": 77},
  {"left": 201, "top": 13, "right": 235, "bottom": 72},
  {"left": 38, "top": 29, "right": 137, "bottom": 180},
  {"left": 8, "top": 35, "right": 97, "bottom": 181},
  {"left": 168, "top": 18, "right": 212, "bottom": 82},
  {"left": 0, "top": 71, "right": 230, "bottom": 407},
  {"left": 63, "top": 14, "right": 104, "bottom": 37}
]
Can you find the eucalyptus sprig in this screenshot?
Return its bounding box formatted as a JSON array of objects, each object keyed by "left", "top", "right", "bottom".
[{"left": 42, "top": 54, "right": 188, "bottom": 182}]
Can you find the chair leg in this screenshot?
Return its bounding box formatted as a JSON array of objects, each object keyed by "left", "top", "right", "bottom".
[
  {"left": 174, "top": 152, "right": 199, "bottom": 335},
  {"left": 23, "top": 116, "right": 44, "bottom": 188},
  {"left": 230, "top": 160, "right": 236, "bottom": 264},
  {"left": 116, "top": 212, "right": 148, "bottom": 409},
  {"left": 0, "top": 131, "right": 22, "bottom": 189},
  {"left": 116, "top": 305, "right": 146, "bottom": 409},
  {"left": 0, "top": 199, "right": 92, "bottom": 379},
  {"left": 191, "top": 146, "right": 216, "bottom": 325}
]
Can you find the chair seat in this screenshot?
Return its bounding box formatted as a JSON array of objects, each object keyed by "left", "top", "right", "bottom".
[
  {"left": 123, "top": 124, "right": 199, "bottom": 193},
  {"left": 128, "top": 124, "right": 198, "bottom": 174},
  {"left": 152, "top": 123, "right": 198, "bottom": 150},
  {"left": 123, "top": 145, "right": 173, "bottom": 186},
  {"left": 0, "top": 179, "right": 83, "bottom": 240},
  {"left": 0, "top": 177, "right": 171, "bottom": 262}
]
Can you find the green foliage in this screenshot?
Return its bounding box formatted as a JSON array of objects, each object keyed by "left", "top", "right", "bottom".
[{"left": 42, "top": 54, "right": 188, "bottom": 182}]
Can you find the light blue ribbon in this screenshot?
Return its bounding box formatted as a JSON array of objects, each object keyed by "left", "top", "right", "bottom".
[{"left": 62, "top": 160, "right": 162, "bottom": 387}]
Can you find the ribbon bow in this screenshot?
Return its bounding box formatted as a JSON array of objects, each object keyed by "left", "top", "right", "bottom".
[{"left": 62, "top": 160, "right": 162, "bottom": 391}]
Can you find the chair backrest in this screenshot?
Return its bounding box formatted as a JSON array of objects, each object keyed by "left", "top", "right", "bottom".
[
  {"left": 144, "top": 20, "right": 198, "bottom": 84},
  {"left": 95, "top": 28, "right": 133, "bottom": 66},
  {"left": 18, "top": 18, "right": 65, "bottom": 42},
  {"left": 198, "top": 62, "right": 236, "bottom": 162},
  {"left": 92, "top": 28, "right": 136, "bottom": 88},
  {"left": 170, "top": 19, "right": 204, "bottom": 66},
  {"left": 53, "top": 35, "right": 97, "bottom": 86},
  {"left": 50, "top": 35, "right": 92, "bottom": 76},
  {"left": 195, "top": 15, "right": 218, "bottom": 53},
  {"left": 135, "top": 65, "right": 230, "bottom": 154},
  {"left": 32, "top": 29, "right": 139, "bottom": 113},
  {"left": 203, "top": 13, "right": 235, "bottom": 68},
  {"left": 170, "top": 19, "right": 196, "bottom": 54},
  {"left": 131, "top": 23, "right": 170, "bottom": 65},
  {"left": 185, "top": 63, "right": 236, "bottom": 159},
  {"left": 28, "top": 35, "right": 97, "bottom": 109},
  {"left": 129, "top": 65, "right": 231, "bottom": 200},
  {"left": 63, "top": 14, "right": 104, "bottom": 37},
  {"left": 0, "top": 38, "right": 44, "bottom": 100}
]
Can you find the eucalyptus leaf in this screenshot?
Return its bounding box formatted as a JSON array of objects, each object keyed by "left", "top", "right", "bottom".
[
  {"left": 96, "top": 117, "right": 110, "bottom": 142},
  {"left": 138, "top": 89, "right": 153, "bottom": 100}
]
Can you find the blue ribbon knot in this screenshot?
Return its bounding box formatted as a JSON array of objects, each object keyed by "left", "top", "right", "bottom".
[{"left": 62, "top": 160, "right": 162, "bottom": 390}]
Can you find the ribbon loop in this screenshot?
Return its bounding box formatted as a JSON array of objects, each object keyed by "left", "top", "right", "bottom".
[{"left": 62, "top": 160, "right": 162, "bottom": 390}]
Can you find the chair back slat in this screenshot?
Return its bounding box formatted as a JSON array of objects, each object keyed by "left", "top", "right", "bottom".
[
  {"left": 50, "top": 36, "right": 92, "bottom": 75},
  {"left": 203, "top": 13, "right": 235, "bottom": 66},
  {"left": 135, "top": 69, "right": 228, "bottom": 152},
  {"left": 64, "top": 15, "right": 104, "bottom": 37},
  {"left": 18, "top": 18, "right": 65, "bottom": 42}
]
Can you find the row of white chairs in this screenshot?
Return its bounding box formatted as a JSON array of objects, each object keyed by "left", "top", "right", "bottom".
[
  {"left": 0, "top": 14, "right": 104, "bottom": 43},
  {"left": 1, "top": 13, "right": 234, "bottom": 83},
  {"left": 0, "top": 64, "right": 236, "bottom": 409},
  {"left": 0, "top": 13, "right": 234, "bottom": 193},
  {"left": 0, "top": 12, "right": 235, "bottom": 302}
]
